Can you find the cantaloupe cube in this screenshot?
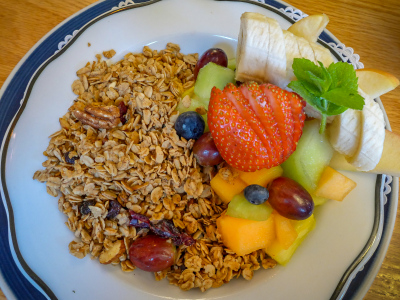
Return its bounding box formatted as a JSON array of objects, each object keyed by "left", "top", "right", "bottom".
[
  {"left": 210, "top": 172, "right": 246, "bottom": 204},
  {"left": 315, "top": 166, "right": 356, "bottom": 201},
  {"left": 217, "top": 214, "right": 275, "bottom": 256},
  {"left": 266, "top": 214, "right": 315, "bottom": 265},
  {"left": 274, "top": 212, "right": 298, "bottom": 250},
  {"left": 237, "top": 166, "right": 283, "bottom": 187}
]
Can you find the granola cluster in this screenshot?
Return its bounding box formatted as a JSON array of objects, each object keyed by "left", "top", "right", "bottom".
[{"left": 33, "top": 44, "right": 276, "bottom": 292}]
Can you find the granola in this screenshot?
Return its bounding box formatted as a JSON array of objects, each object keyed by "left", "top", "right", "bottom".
[{"left": 33, "top": 43, "right": 276, "bottom": 292}]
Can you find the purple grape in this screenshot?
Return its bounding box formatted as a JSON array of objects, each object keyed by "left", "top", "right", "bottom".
[
  {"left": 192, "top": 132, "right": 224, "bottom": 166},
  {"left": 268, "top": 177, "right": 314, "bottom": 220},
  {"left": 129, "top": 235, "right": 176, "bottom": 272},
  {"left": 194, "top": 48, "right": 228, "bottom": 80}
]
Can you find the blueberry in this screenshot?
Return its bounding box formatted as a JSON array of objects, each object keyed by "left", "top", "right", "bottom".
[
  {"left": 244, "top": 184, "right": 269, "bottom": 205},
  {"left": 174, "top": 111, "right": 205, "bottom": 140}
]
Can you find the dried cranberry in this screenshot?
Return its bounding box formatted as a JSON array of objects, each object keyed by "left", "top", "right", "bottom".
[
  {"left": 80, "top": 200, "right": 96, "bottom": 215},
  {"left": 128, "top": 211, "right": 195, "bottom": 246},
  {"left": 107, "top": 200, "right": 122, "bottom": 219},
  {"left": 118, "top": 102, "right": 128, "bottom": 125},
  {"left": 64, "top": 151, "right": 79, "bottom": 164}
]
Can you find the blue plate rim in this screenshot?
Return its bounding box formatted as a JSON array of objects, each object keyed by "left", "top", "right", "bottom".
[{"left": 0, "top": 0, "right": 396, "bottom": 299}]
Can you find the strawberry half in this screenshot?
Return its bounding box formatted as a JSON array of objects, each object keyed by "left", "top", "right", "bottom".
[
  {"left": 224, "top": 84, "right": 276, "bottom": 165},
  {"left": 261, "top": 84, "right": 295, "bottom": 159},
  {"left": 208, "top": 82, "right": 305, "bottom": 171},
  {"left": 208, "top": 87, "right": 271, "bottom": 171},
  {"left": 289, "top": 94, "right": 306, "bottom": 145},
  {"left": 240, "top": 82, "right": 283, "bottom": 165}
]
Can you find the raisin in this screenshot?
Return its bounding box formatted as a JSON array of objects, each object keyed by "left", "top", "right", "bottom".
[
  {"left": 107, "top": 200, "right": 122, "bottom": 219},
  {"left": 64, "top": 151, "right": 79, "bottom": 164},
  {"left": 80, "top": 200, "right": 96, "bottom": 215},
  {"left": 118, "top": 102, "right": 128, "bottom": 125}
]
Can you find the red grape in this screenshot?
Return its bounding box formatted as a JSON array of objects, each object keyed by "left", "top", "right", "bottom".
[
  {"left": 194, "top": 48, "right": 228, "bottom": 80},
  {"left": 193, "top": 132, "right": 224, "bottom": 166},
  {"left": 268, "top": 177, "right": 314, "bottom": 220},
  {"left": 129, "top": 235, "right": 176, "bottom": 272}
]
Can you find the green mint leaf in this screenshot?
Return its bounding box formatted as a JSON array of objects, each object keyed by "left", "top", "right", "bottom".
[
  {"left": 292, "top": 58, "right": 322, "bottom": 82},
  {"left": 292, "top": 58, "right": 323, "bottom": 93},
  {"left": 321, "top": 89, "right": 365, "bottom": 110},
  {"left": 319, "top": 61, "right": 332, "bottom": 92},
  {"left": 328, "top": 62, "right": 358, "bottom": 91},
  {"left": 287, "top": 81, "right": 325, "bottom": 113},
  {"left": 290, "top": 58, "right": 365, "bottom": 133},
  {"left": 300, "top": 80, "right": 322, "bottom": 96},
  {"left": 324, "top": 103, "right": 348, "bottom": 116}
]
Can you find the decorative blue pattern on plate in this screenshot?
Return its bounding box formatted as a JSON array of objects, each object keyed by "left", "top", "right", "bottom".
[{"left": 0, "top": 0, "right": 396, "bottom": 299}]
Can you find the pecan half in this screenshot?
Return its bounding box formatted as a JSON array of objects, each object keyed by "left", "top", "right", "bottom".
[{"left": 72, "top": 104, "right": 120, "bottom": 129}]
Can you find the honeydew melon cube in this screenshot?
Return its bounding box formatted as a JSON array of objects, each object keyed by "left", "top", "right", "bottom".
[
  {"left": 194, "top": 62, "right": 235, "bottom": 101},
  {"left": 281, "top": 119, "right": 334, "bottom": 205},
  {"left": 226, "top": 193, "right": 273, "bottom": 221}
]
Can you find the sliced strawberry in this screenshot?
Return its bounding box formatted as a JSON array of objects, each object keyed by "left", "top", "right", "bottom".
[
  {"left": 260, "top": 84, "right": 294, "bottom": 159},
  {"left": 208, "top": 82, "right": 305, "bottom": 172},
  {"left": 208, "top": 87, "right": 271, "bottom": 171},
  {"left": 289, "top": 94, "right": 306, "bottom": 145},
  {"left": 240, "top": 82, "right": 283, "bottom": 164},
  {"left": 223, "top": 83, "right": 276, "bottom": 165}
]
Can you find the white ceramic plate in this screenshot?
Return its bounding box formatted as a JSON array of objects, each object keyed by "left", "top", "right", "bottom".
[{"left": 0, "top": 0, "right": 397, "bottom": 299}]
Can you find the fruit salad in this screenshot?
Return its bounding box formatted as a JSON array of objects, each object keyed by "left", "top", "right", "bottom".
[{"left": 33, "top": 10, "right": 400, "bottom": 293}]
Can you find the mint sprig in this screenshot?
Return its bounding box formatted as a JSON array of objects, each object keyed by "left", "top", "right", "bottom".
[{"left": 288, "top": 58, "right": 365, "bottom": 133}]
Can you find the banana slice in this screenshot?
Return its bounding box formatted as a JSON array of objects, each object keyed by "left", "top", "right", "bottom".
[
  {"left": 296, "top": 37, "right": 318, "bottom": 64},
  {"left": 265, "top": 18, "right": 287, "bottom": 87},
  {"left": 347, "top": 95, "right": 385, "bottom": 171},
  {"left": 328, "top": 108, "right": 361, "bottom": 157},
  {"left": 310, "top": 43, "right": 334, "bottom": 67},
  {"left": 236, "top": 12, "right": 271, "bottom": 83},
  {"left": 283, "top": 30, "right": 302, "bottom": 82}
]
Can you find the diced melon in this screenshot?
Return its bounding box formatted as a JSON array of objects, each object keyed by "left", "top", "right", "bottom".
[
  {"left": 274, "top": 212, "right": 298, "bottom": 250},
  {"left": 266, "top": 214, "right": 315, "bottom": 265},
  {"left": 194, "top": 62, "right": 235, "bottom": 101},
  {"left": 281, "top": 119, "right": 334, "bottom": 206},
  {"left": 312, "top": 194, "right": 327, "bottom": 206},
  {"left": 237, "top": 166, "right": 283, "bottom": 187},
  {"left": 227, "top": 58, "right": 236, "bottom": 70},
  {"left": 217, "top": 214, "right": 275, "bottom": 256},
  {"left": 315, "top": 166, "right": 356, "bottom": 201},
  {"left": 210, "top": 172, "right": 246, "bottom": 204},
  {"left": 176, "top": 89, "right": 209, "bottom": 132},
  {"left": 226, "top": 193, "right": 273, "bottom": 221},
  {"left": 181, "top": 86, "right": 195, "bottom": 98}
]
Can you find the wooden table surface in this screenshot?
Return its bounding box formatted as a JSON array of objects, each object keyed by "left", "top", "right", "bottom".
[{"left": 0, "top": 0, "right": 399, "bottom": 299}]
